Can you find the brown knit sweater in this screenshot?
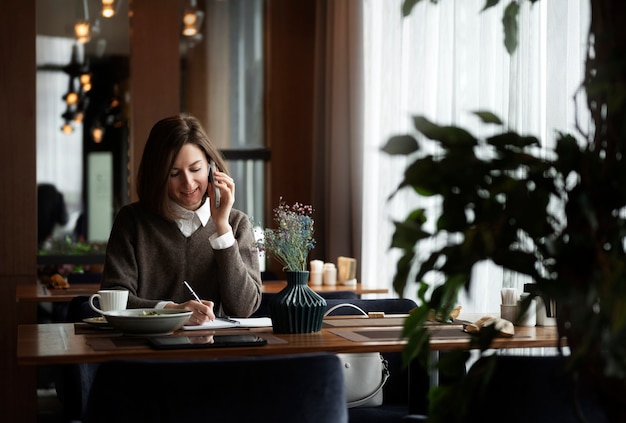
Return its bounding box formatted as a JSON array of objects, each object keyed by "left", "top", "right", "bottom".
[{"left": 101, "top": 202, "right": 262, "bottom": 317}]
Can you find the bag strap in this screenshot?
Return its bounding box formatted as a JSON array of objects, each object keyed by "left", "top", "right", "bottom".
[
  {"left": 327, "top": 304, "right": 390, "bottom": 408},
  {"left": 324, "top": 303, "right": 368, "bottom": 317},
  {"left": 346, "top": 356, "right": 390, "bottom": 408}
]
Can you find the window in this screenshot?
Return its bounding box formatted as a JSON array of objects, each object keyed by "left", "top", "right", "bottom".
[
  {"left": 181, "top": 0, "right": 266, "bottom": 225},
  {"left": 37, "top": 36, "right": 84, "bottom": 242},
  {"left": 361, "top": 0, "right": 590, "bottom": 312}
]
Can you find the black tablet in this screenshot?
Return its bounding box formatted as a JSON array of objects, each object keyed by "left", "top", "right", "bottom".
[{"left": 149, "top": 334, "right": 268, "bottom": 350}]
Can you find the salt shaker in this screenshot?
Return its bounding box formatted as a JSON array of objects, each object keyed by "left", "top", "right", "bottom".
[{"left": 323, "top": 263, "right": 337, "bottom": 286}]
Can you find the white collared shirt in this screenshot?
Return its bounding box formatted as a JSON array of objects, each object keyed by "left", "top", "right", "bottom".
[
  {"left": 172, "top": 200, "right": 210, "bottom": 237},
  {"left": 170, "top": 200, "right": 234, "bottom": 248}
]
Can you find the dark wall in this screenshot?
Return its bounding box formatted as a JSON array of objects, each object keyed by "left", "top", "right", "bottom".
[
  {"left": 264, "top": 0, "right": 318, "bottom": 277},
  {"left": 0, "top": 2, "right": 38, "bottom": 422}
]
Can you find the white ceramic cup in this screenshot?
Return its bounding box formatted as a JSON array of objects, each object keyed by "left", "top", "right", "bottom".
[{"left": 89, "top": 289, "right": 129, "bottom": 314}]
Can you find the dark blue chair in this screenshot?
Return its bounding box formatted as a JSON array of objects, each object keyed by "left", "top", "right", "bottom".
[
  {"left": 464, "top": 355, "right": 608, "bottom": 423},
  {"left": 324, "top": 298, "right": 417, "bottom": 316},
  {"left": 65, "top": 295, "right": 99, "bottom": 322},
  {"left": 67, "top": 272, "right": 103, "bottom": 284},
  {"left": 83, "top": 353, "right": 348, "bottom": 423}
]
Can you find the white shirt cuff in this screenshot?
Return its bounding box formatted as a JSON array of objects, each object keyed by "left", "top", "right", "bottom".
[{"left": 210, "top": 230, "right": 235, "bottom": 250}]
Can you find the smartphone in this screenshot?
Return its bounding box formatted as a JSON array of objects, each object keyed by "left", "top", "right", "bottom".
[
  {"left": 208, "top": 160, "right": 221, "bottom": 208},
  {"left": 149, "top": 334, "right": 267, "bottom": 350}
]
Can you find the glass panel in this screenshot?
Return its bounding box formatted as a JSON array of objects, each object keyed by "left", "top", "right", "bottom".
[
  {"left": 182, "top": 0, "right": 265, "bottom": 224},
  {"left": 36, "top": 0, "right": 130, "bottom": 256}
]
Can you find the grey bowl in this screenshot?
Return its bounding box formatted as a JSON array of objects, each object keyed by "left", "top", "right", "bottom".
[{"left": 102, "top": 308, "right": 193, "bottom": 335}]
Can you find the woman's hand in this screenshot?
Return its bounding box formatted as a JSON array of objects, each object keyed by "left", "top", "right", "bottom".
[
  {"left": 165, "top": 299, "right": 215, "bottom": 325},
  {"left": 209, "top": 169, "right": 235, "bottom": 236}
]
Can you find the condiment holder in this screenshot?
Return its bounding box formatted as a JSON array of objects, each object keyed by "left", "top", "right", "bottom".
[
  {"left": 500, "top": 289, "right": 536, "bottom": 326},
  {"left": 500, "top": 288, "right": 518, "bottom": 323},
  {"left": 323, "top": 262, "right": 337, "bottom": 286},
  {"left": 516, "top": 293, "right": 536, "bottom": 327},
  {"left": 500, "top": 304, "right": 518, "bottom": 323},
  {"left": 536, "top": 296, "right": 557, "bottom": 326}
]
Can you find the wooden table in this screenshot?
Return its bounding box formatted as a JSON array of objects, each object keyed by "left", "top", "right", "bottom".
[
  {"left": 16, "top": 318, "right": 563, "bottom": 366},
  {"left": 16, "top": 280, "right": 388, "bottom": 304},
  {"left": 17, "top": 316, "right": 564, "bottom": 420},
  {"left": 17, "top": 281, "right": 101, "bottom": 303}
]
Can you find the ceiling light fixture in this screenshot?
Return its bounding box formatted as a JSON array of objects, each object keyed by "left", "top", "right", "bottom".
[
  {"left": 61, "top": 106, "right": 76, "bottom": 134},
  {"left": 62, "top": 44, "right": 88, "bottom": 105},
  {"left": 63, "top": 78, "right": 79, "bottom": 106},
  {"left": 75, "top": 0, "right": 90, "bottom": 43},
  {"left": 61, "top": 44, "right": 89, "bottom": 133},
  {"left": 61, "top": 122, "right": 74, "bottom": 134},
  {"left": 101, "top": 0, "right": 115, "bottom": 18},
  {"left": 74, "top": 20, "right": 91, "bottom": 44},
  {"left": 182, "top": 0, "right": 204, "bottom": 37},
  {"left": 93, "top": 121, "right": 105, "bottom": 143},
  {"left": 80, "top": 72, "right": 92, "bottom": 92}
]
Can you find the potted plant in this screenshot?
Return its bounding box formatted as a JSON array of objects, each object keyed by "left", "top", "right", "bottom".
[
  {"left": 258, "top": 199, "right": 326, "bottom": 333},
  {"left": 386, "top": 0, "right": 626, "bottom": 421}
]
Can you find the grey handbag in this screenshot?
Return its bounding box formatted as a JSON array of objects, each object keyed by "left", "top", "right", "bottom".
[
  {"left": 339, "top": 352, "right": 389, "bottom": 408},
  {"left": 324, "top": 304, "right": 390, "bottom": 408}
]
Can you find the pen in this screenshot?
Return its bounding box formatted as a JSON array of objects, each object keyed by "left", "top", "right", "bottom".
[
  {"left": 216, "top": 316, "right": 240, "bottom": 325},
  {"left": 183, "top": 280, "right": 203, "bottom": 304}
]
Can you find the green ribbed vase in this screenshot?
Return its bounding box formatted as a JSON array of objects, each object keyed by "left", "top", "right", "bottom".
[{"left": 269, "top": 271, "right": 327, "bottom": 333}]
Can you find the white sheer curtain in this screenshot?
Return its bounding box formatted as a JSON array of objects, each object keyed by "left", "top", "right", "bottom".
[{"left": 361, "top": 0, "right": 590, "bottom": 314}]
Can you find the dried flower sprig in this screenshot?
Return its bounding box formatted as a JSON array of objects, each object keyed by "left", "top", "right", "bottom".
[{"left": 258, "top": 199, "right": 315, "bottom": 272}]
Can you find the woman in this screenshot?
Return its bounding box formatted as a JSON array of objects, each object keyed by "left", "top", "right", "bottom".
[{"left": 101, "top": 114, "right": 262, "bottom": 324}]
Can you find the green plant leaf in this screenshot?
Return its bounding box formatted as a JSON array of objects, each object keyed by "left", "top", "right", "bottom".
[
  {"left": 413, "top": 116, "right": 477, "bottom": 149},
  {"left": 401, "top": 319, "right": 430, "bottom": 365},
  {"left": 502, "top": 1, "right": 520, "bottom": 54},
  {"left": 487, "top": 131, "right": 540, "bottom": 150},
  {"left": 381, "top": 134, "right": 420, "bottom": 155},
  {"left": 413, "top": 253, "right": 444, "bottom": 285},
  {"left": 438, "top": 350, "right": 471, "bottom": 381},
  {"left": 392, "top": 253, "right": 415, "bottom": 297},
  {"left": 402, "top": 156, "right": 440, "bottom": 196},
  {"left": 391, "top": 219, "right": 431, "bottom": 249},
  {"left": 473, "top": 110, "right": 503, "bottom": 125},
  {"left": 402, "top": 0, "right": 426, "bottom": 17},
  {"left": 438, "top": 195, "right": 470, "bottom": 231},
  {"left": 554, "top": 132, "right": 581, "bottom": 175},
  {"left": 481, "top": 0, "right": 501, "bottom": 12},
  {"left": 403, "top": 305, "right": 430, "bottom": 339}
]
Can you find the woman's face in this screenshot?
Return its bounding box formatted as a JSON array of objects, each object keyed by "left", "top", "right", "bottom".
[{"left": 168, "top": 143, "right": 209, "bottom": 211}]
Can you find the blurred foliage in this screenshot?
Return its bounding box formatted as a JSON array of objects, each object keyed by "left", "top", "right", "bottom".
[
  {"left": 388, "top": 0, "right": 626, "bottom": 421},
  {"left": 38, "top": 235, "right": 106, "bottom": 256}
]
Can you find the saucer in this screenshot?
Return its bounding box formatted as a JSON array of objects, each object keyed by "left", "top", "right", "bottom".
[{"left": 83, "top": 316, "right": 113, "bottom": 329}]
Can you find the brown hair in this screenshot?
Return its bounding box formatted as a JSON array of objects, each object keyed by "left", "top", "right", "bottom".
[{"left": 136, "top": 114, "right": 228, "bottom": 220}]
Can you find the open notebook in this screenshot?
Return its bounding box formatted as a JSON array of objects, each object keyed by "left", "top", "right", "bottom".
[{"left": 182, "top": 317, "right": 272, "bottom": 330}]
